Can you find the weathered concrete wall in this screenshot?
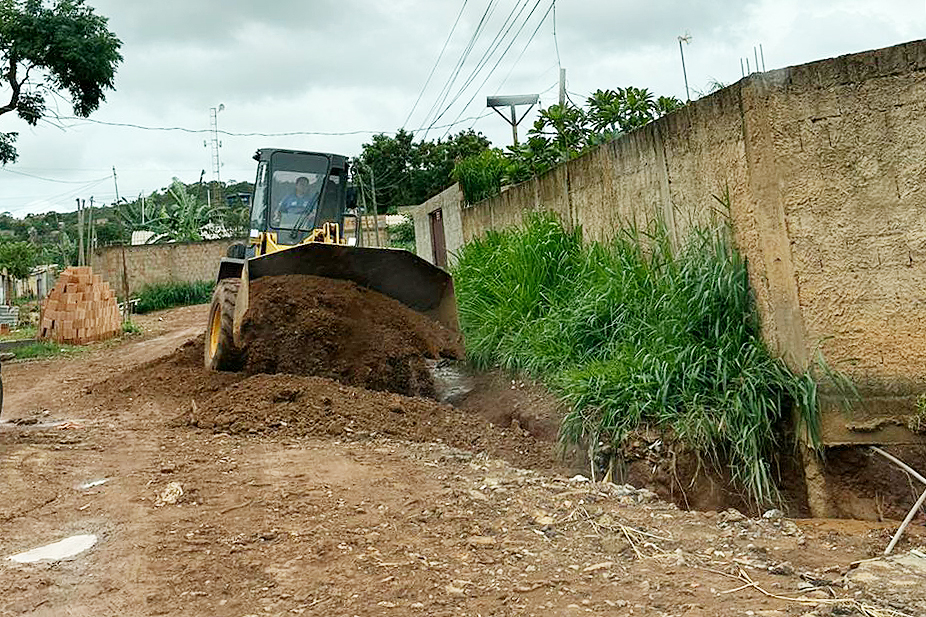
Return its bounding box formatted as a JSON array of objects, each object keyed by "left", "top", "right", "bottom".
[
  {"left": 448, "top": 39, "right": 926, "bottom": 444},
  {"left": 90, "top": 238, "right": 244, "bottom": 297},
  {"left": 405, "top": 184, "right": 465, "bottom": 266}
]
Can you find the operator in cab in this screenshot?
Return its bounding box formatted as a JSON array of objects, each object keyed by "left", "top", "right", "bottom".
[{"left": 272, "top": 175, "right": 318, "bottom": 228}]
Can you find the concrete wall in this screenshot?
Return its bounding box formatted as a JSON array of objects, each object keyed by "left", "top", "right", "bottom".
[
  {"left": 405, "top": 184, "right": 465, "bottom": 266},
  {"left": 90, "top": 238, "right": 244, "bottom": 297},
  {"left": 421, "top": 39, "right": 926, "bottom": 445}
]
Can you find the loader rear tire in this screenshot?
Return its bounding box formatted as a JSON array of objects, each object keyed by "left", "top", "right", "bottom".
[{"left": 205, "top": 279, "right": 243, "bottom": 371}]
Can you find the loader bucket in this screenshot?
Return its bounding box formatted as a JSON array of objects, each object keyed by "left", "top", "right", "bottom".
[{"left": 232, "top": 243, "right": 459, "bottom": 340}]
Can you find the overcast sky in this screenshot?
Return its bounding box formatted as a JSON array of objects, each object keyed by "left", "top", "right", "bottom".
[{"left": 1, "top": 0, "right": 924, "bottom": 216}]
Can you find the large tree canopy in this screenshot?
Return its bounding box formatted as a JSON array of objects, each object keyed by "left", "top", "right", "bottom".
[{"left": 0, "top": 0, "right": 122, "bottom": 163}]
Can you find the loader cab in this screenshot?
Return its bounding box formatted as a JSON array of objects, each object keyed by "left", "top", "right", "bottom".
[{"left": 248, "top": 149, "right": 351, "bottom": 255}]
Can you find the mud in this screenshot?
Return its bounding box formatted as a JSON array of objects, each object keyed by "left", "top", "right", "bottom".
[
  {"left": 184, "top": 372, "right": 563, "bottom": 473},
  {"left": 817, "top": 445, "right": 926, "bottom": 521},
  {"left": 87, "top": 335, "right": 242, "bottom": 407},
  {"left": 240, "top": 275, "right": 463, "bottom": 398}
]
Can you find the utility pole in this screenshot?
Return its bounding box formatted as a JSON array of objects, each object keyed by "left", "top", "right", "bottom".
[
  {"left": 559, "top": 68, "right": 566, "bottom": 107},
  {"left": 76, "top": 198, "right": 84, "bottom": 267},
  {"left": 356, "top": 166, "right": 368, "bottom": 247},
  {"left": 370, "top": 167, "right": 381, "bottom": 247},
  {"left": 112, "top": 166, "right": 120, "bottom": 202},
  {"left": 678, "top": 34, "right": 692, "bottom": 102},
  {"left": 87, "top": 196, "right": 94, "bottom": 265}
]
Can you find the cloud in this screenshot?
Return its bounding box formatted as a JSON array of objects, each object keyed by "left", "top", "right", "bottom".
[{"left": 2, "top": 0, "right": 924, "bottom": 214}]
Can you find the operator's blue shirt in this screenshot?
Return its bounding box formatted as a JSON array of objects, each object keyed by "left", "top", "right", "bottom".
[{"left": 279, "top": 193, "right": 315, "bottom": 212}]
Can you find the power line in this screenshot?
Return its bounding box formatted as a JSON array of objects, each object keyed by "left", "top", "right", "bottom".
[
  {"left": 403, "top": 0, "right": 470, "bottom": 129},
  {"left": 439, "top": 0, "right": 536, "bottom": 117},
  {"left": 0, "top": 167, "right": 112, "bottom": 185},
  {"left": 441, "top": 0, "right": 552, "bottom": 137},
  {"left": 57, "top": 115, "right": 486, "bottom": 139},
  {"left": 426, "top": 0, "right": 544, "bottom": 137},
  {"left": 420, "top": 0, "right": 498, "bottom": 139}
]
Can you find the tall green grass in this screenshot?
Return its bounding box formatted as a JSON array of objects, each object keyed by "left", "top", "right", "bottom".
[
  {"left": 134, "top": 280, "right": 214, "bottom": 314},
  {"left": 453, "top": 210, "right": 827, "bottom": 507}
]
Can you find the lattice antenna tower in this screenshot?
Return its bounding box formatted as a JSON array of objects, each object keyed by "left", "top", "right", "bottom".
[{"left": 207, "top": 104, "right": 225, "bottom": 182}]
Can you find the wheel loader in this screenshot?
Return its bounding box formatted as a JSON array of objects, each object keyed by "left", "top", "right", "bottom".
[{"left": 204, "top": 148, "right": 459, "bottom": 370}]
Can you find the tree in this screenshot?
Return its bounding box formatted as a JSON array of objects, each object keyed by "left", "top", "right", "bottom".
[
  {"left": 0, "top": 0, "right": 122, "bottom": 164},
  {"left": 357, "top": 129, "right": 491, "bottom": 212},
  {"left": 0, "top": 238, "right": 37, "bottom": 300},
  {"left": 144, "top": 178, "right": 227, "bottom": 243},
  {"left": 453, "top": 85, "right": 686, "bottom": 203}
]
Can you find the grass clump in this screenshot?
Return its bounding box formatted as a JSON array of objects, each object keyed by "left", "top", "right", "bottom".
[
  {"left": 11, "top": 341, "right": 82, "bottom": 359},
  {"left": 134, "top": 280, "right": 214, "bottom": 314},
  {"left": 453, "top": 210, "right": 825, "bottom": 507}
]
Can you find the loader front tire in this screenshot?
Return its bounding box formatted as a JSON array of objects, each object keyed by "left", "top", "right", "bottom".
[{"left": 205, "top": 279, "right": 243, "bottom": 371}]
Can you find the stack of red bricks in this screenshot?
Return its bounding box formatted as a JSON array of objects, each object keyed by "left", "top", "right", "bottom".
[{"left": 39, "top": 266, "right": 121, "bottom": 345}]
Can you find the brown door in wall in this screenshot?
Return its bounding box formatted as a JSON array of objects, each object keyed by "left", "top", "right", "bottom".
[{"left": 429, "top": 209, "right": 448, "bottom": 268}]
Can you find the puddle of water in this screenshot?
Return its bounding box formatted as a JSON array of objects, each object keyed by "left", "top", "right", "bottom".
[
  {"left": 77, "top": 478, "right": 109, "bottom": 490},
  {"left": 427, "top": 359, "right": 475, "bottom": 405},
  {"left": 8, "top": 534, "right": 98, "bottom": 563}
]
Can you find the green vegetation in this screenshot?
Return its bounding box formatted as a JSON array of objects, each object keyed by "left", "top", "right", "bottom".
[
  {"left": 0, "top": 0, "right": 123, "bottom": 164},
  {"left": 121, "top": 320, "right": 142, "bottom": 334},
  {"left": 355, "top": 129, "right": 491, "bottom": 213},
  {"left": 389, "top": 215, "right": 416, "bottom": 252},
  {"left": 0, "top": 325, "right": 35, "bottom": 341},
  {"left": 134, "top": 281, "right": 214, "bottom": 314},
  {"left": 10, "top": 341, "right": 82, "bottom": 360},
  {"left": 453, "top": 210, "right": 830, "bottom": 507},
  {"left": 451, "top": 149, "right": 509, "bottom": 204},
  {"left": 454, "top": 87, "right": 684, "bottom": 204}
]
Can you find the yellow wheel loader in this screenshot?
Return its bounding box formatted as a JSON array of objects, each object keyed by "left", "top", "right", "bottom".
[{"left": 205, "top": 148, "right": 459, "bottom": 371}]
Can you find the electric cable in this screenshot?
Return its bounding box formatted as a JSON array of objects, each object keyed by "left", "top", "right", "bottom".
[
  {"left": 420, "top": 0, "right": 497, "bottom": 139},
  {"left": 403, "top": 0, "right": 470, "bottom": 129},
  {"left": 426, "top": 0, "right": 544, "bottom": 136},
  {"left": 440, "top": 0, "right": 553, "bottom": 137},
  {"left": 0, "top": 167, "right": 112, "bottom": 185}
]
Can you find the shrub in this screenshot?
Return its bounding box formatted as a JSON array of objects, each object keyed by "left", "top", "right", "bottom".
[
  {"left": 389, "top": 214, "right": 416, "bottom": 252},
  {"left": 453, "top": 210, "right": 841, "bottom": 507},
  {"left": 134, "top": 280, "right": 214, "bottom": 314},
  {"left": 452, "top": 149, "right": 508, "bottom": 204}
]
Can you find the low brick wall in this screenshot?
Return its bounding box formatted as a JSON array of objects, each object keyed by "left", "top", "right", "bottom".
[{"left": 90, "top": 238, "right": 245, "bottom": 298}]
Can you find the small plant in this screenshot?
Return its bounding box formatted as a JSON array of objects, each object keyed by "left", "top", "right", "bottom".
[
  {"left": 134, "top": 280, "right": 214, "bottom": 314},
  {"left": 910, "top": 394, "right": 926, "bottom": 433},
  {"left": 121, "top": 320, "right": 142, "bottom": 335}
]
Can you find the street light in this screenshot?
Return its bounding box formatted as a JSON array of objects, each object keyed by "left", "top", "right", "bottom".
[
  {"left": 487, "top": 94, "right": 539, "bottom": 147},
  {"left": 678, "top": 34, "right": 691, "bottom": 102}
]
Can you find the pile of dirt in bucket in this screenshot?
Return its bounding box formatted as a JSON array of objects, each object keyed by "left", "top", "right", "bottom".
[
  {"left": 184, "top": 373, "right": 562, "bottom": 471},
  {"left": 240, "top": 275, "right": 463, "bottom": 398}
]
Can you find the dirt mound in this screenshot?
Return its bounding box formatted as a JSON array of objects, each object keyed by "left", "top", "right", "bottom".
[
  {"left": 89, "top": 336, "right": 242, "bottom": 406},
  {"left": 185, "top": 372, "right": 561, "bottom": 471},
  {"left": 240, "top": 275, "right": 463, "bottom": 398}
]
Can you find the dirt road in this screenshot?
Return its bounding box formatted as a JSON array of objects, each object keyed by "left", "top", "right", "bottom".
[{"left": 0, "top": 305, "right": 924, "bottom": 616}]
